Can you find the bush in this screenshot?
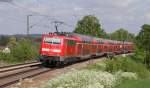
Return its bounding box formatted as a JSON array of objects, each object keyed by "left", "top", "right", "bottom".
[
  {"left": 0, "top": 38, "right": 39, "bottom": 64},
  {"left": 115, "top": 79, "right": 150, "bottom": 88},
  {"left": 105, "top": 57, "right": 150, "bottom": 78},
  {"left": 130, "top": 47, "right": 146, "bottom": 63},
  {"left": 11, "top": 39, "right": 39, "bottom": 61},
  {"left": 0, "top": 53, "right": 21, "bottom": 64}
]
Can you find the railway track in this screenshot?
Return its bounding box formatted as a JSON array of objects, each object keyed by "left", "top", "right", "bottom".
[
  {"left": 0, "top": 53, "right": 133, "bottom": 88},
  {"left": 0, "top": 61, "right": 52, "bottom": 88},
  {"left": 0, "top": 61, "right": 41, "bottom": 73}
]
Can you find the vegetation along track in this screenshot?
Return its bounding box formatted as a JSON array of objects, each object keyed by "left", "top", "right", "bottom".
[
  {"left": 0, "top": 61, "right": 52, "bottom": 88},
  {"left": 0, "top": 54, "right": 132, "bottom": 88}
]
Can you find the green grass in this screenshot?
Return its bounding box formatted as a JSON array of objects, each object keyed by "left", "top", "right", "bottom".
[
  {"left": 115, "top": 79, "right": 150, "bottom": 88},
  {"left": 86, "top": 61, "right": 106, "bottom": 71},
  {"left": 85, "top": 56, "right": 150, "bottom": 78}
]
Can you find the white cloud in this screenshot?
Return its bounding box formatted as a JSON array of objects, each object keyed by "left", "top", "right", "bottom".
[
  {"left": 145, "top": 13, "right": 150, "bottom": 19},
  {"left": 30, "top": 5, "right": 49, "bottom": 13},
  {"left": 0, "top": 0, "right": 12, "bottom": 2},
  {"left": 74, "top": 7, "right": 84, "bottom": 12},
  {"left": 0, "top": 0, "right": 149, "bottom": 34},
  {"left": 109, "top": 0, "right": 139, "bottom": 7}
]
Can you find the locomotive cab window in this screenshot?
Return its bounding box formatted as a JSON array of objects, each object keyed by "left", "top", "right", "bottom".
[{"left": 44, "top": 37, "right": 61, "bottom": 44}]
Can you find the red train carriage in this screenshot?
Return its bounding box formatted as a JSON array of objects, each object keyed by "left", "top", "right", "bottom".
[{"left": 39, "top": 32, "right": 134, "bottom": 66}]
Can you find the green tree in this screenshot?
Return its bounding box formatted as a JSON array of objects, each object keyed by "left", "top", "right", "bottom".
[
  {"left": 136, "top": 24, "right": 150, "bottom": 67},
  {"left": 7, "top": 37, "right": 17, "bottom": 48},
  {"left": 11, "top": 38, "right": 38, "bottom": 61},
  {"left": 0, "top": 36, "right": 9, "bottom": 46},
  {"left": 110, "top": 28, "right": 135, "bottom": 41},
  {"left": 74, "top": 15, "right": 105, "bottom": 37},
  {"left": 100, "top": 28, "right": 109, "bottom": 39}
]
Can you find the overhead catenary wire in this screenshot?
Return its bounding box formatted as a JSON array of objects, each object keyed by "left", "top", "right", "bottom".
[
  {"left": 0, "top": 2, "right": 36, "bottom": 24},
  {"left": 0, "top": 0, "right": 78, "bottom": 34},
  {"left": 30, "top": 16, "right": 50, "bottom": 28},
  {"left": 0, "top": 1, "right": 59, "bottom": 34},
  {"left": 27, "top": 14, "right": 59, "bottom": 35},
  {"left": 0, "top": 13, "right": 26, "bottom": 23},
  {"left": 3, "top": 0, "right": 56, "bottom": 19},
  {"left": 30, "top": 17, "right": 53, "bottom": 29},
  {"left": 0, "top": 2, "right": 26, "bottom": 23},
  {"left": 0, "top": 0, "right": 13, "bottom": 3},
  {"left": 8, "top": 1, "right": 38, "bottom": 15}
]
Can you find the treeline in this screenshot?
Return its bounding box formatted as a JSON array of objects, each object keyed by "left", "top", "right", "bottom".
[
  {"left": 74, "top": 15, "right": 150, "bottom": 68},
  {"left": 0, "top": 34, "right": 41, "bottom": 46},
  {"left": 74, "top": 15, "right": 135, "bottom": 42},
  {"left": 135, "top": 24, "right": 150, "bottom": 68}
]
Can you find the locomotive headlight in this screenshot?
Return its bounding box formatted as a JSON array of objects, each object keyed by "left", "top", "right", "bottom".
[
  {"left": 42, "top": 48, "right": 50, "bottom": 51},
  {"left": 52, "top": 49, "right": 61, "bottom": 53}
]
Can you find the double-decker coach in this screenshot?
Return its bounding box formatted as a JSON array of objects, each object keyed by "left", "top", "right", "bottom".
[{"left": 39, "top": 32, "right": 134, "bottom": 66}]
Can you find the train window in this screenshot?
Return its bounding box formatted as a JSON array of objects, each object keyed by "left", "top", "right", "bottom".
[
  {"left": 44, "top": 37, "right": 61, "bottom": 44},
  {"left": 53, "top": 38, "right": 61, "bottom": 44},
  {"left": 67, "top": 40, "right": 76, "bottom": 45},
  {"left": 44, "top": 37, "right": 52, "bottom": 43}
]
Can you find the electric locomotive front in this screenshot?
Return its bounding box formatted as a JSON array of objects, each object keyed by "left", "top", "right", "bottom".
[{"left": 39, "top": 33, "right": 65, "bottom": 66}]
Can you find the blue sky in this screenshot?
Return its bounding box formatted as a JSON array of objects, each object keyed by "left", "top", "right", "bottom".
[{"left": 0, "top": 0, "right": 150, "bottom": 35}]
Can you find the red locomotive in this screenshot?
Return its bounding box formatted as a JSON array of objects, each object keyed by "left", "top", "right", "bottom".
[{"left": 39, "top": 32, "right": 134, "bottom": 66}]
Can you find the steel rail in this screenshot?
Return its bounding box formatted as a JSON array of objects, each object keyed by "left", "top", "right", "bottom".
[
  {"left": 0, "top": 67, "right": 53, "bottom": 88},
  {"left": 0, "top": 61, "right": 41, "bottom": 73}
]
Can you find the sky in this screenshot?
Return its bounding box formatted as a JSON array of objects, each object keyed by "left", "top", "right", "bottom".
[{"left": 0, "top": 0, "right": 150, "bottom": 35}]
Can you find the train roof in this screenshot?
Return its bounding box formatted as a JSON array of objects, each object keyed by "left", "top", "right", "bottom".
[{"left": 44, "top": 32, "right": 133, "bottom": 44}]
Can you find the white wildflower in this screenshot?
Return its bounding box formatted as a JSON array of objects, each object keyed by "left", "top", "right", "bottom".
[
  {"left": 85, "top": 82, "right": 104, "bottom": 88},
  {"left": 42, "top": 70, "right": 117, "bottom": 88},
  {"left": 2, "top": 47, "right": 10, "bottom": 53}
]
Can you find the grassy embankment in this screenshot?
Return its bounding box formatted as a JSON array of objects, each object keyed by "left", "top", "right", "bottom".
[{"left": 42, "top": 55, "right": 150, "bottom": 88}]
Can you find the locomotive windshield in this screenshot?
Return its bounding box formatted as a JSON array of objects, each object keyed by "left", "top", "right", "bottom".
[{"left": 44, "top": 37, "right": 61, "bottom": 44}]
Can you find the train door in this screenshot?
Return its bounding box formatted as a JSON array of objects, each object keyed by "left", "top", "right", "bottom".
[
  {"left": 114, "top": 45, "right": 118, "bottom": 53},
  {"left": 76, "top": 43, "right": 83, "bottom": 57},
  {"left": 91, "top": 44, "right": 97, "bottom": 56},
  {"left": 96, "top": 44, "right": 104, "bottom": 56},
  {"left": 82, "top": 44, "right": 90, "bottom": 56},
  {"left": 103, "top": 45, "right": 108, "bottom": 54},
  {"left": 76, "top": 43, "right": 91, "bottom": 59},
  {"left": 65, "top": 39, "right": 76, "bottom": 57}
]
